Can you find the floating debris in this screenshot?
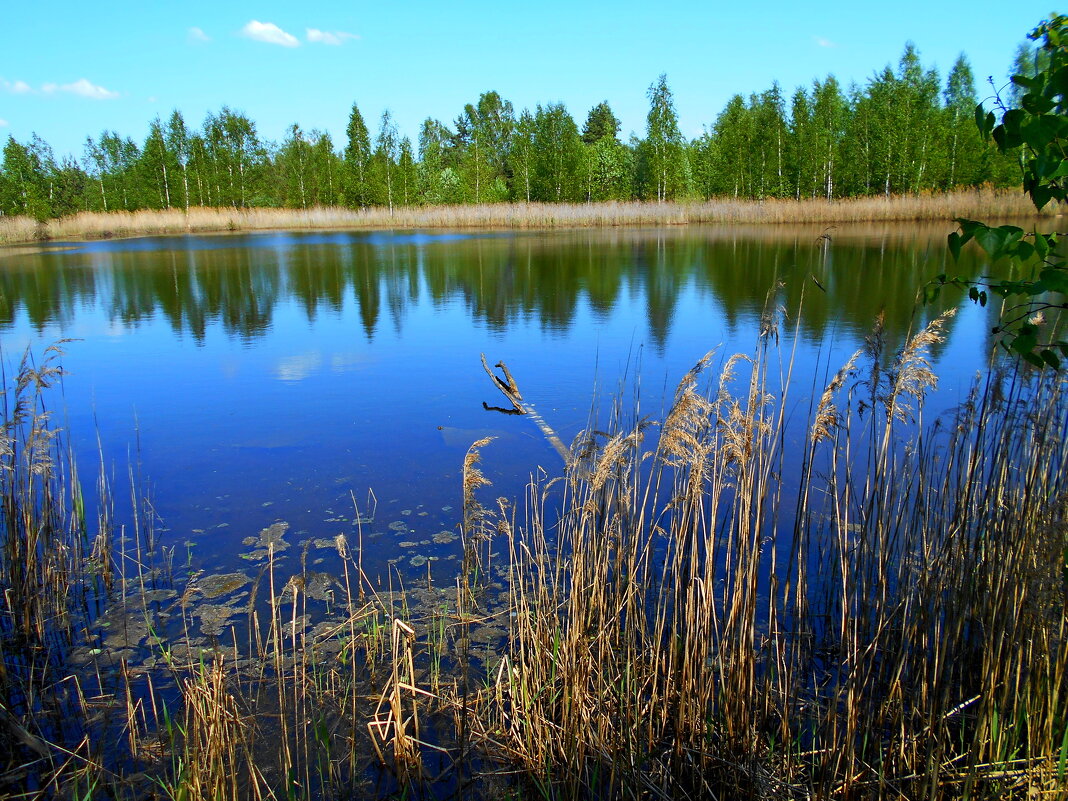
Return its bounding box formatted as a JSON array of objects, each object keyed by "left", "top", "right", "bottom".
[
  {"left": 197, "top": 572, "right": 251, "bottom": 599},
  {"left": 198, "top": 603, "right": 241, "bottom": 637},
  {"left": 401, "top": 509, "right": 412, "bottom": 516},
  {"left": 398, "top": 541, "right": 419, "bottom": 549},
  {"left": 409, "top": 555, "right": 428, "bottom": 568},
  {"left": 432, "top": 530, "right": 458, "bottom": 545},
  {"left": 388, "top": 521, "right": 408, "bottom": 532},
  {"left": 141, "top": 589, "right": 177, "bottom": 604},
  {"left": 303, "top": 572, "right": 340, "bottom": 602},
  {"left": 441, "top": 505, "right": 453, "bottom": 512},
  {"left": 246, "top": 521, "right": 291, "bottom": 553}
]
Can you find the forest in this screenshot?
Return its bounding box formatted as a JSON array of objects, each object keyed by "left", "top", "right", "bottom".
[{"left": 0, "top": 44, "right": 1035, "bottom": 221}]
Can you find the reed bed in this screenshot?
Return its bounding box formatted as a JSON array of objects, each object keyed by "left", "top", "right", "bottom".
[
  {"left": 490, "top": 311, "right": 1068, "bottom": 798},
  {"left": 0, "top": 189, "right": 1047, "bottom": 245},
  {"left": 0, "top": 343, "right": 115, "bottom": 797},
  {"left": 2, "top": 317, "right": 1067, "bottom": 799}
]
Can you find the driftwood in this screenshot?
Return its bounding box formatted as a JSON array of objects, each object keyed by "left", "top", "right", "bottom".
[
  {"left": 480, "top": 353, "right": 524, "bottom": 413},
  {"left": 479, "top": 354, "right": 570, "bottom": 461}
]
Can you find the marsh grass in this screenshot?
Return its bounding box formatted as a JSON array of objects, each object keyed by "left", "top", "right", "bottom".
[
  {"left": 3, "top": 316, "right": 1067, "bottom": 799},
  {"left": 0, "top": 190, "right": 1048, "bottom": 245},
  {"left": 493, "top": 309, "right": 1068, "bottom": 798},
  {"left": 0, "top": 343, "right": 119, "bottom": 797}
]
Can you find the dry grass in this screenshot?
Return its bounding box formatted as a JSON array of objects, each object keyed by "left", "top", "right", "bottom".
[
  {"left": 493, "top": 310, "right": 1068, "bottom": 799},
  {"left": 0, "top": 189, "right": 1049, "bottom": 245},
  {"left": 4, "top": 320, "right": 1068, "bottom": 799}
]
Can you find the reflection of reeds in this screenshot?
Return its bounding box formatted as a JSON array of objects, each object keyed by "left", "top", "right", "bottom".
[{"left": 0, "top": 189, "right": 1045, "bottom": 244}]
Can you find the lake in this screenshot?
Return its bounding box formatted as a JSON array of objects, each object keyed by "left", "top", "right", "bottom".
[{"left": 0, "top": 222, "right": 1004, "bottom": 583}]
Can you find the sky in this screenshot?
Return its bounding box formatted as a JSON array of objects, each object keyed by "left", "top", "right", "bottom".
[{"left": 0, "top": 1, "right": 1057, "bottom": 161}]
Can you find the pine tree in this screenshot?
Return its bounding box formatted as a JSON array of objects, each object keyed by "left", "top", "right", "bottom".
[
  {"left": 581, "top": 101, "right": 621, "bottom": 144},
  {"left": 373, "top": 110, "right": 399, "bottom": 212},
  {"left": 344, "top": 103, "right": 372, "bottom": 207}
]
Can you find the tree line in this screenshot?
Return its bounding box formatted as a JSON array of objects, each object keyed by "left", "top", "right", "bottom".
[{"left": 0, "top": 45, "right": 1029, "bottom": 220}]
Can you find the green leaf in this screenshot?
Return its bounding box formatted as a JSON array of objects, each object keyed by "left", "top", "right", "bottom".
[
  {"left": 1013, "top": 331, "right": 1039, "bottom": 355},
  {"left": 1002, "top": 108, "right": 1026, "bottom": 136},
  {"left": 1049, "top": 160, "right": 1068, "bottom": 179},
  {"left": 1022, "top": 92, "right": 1056, "bottom": 115},
  {"left": 975, "top": 104, "right": 995, "bottom": 138},
  {"left": 1040, "top": 268, "right": 1068, "bottom": 294},
  {"left": 948, "top": 232, "right": 963, "bottom": 261},
  {"left": 1036, "top": 232, "right": 1052, "bottom": 259},
  {"left": 1033, "top": 184, "right": 1055, "bottom": 210},
  {"left": 1022, "top": 115, "right": 1062, "bottom": 150},
  {"left": 1022, "top": 351, "right": 1045, "bottom": 367},
  {"left": 975, "top": 226, "right": 1008, "bottom": 256},
  {"left": 1041, "top": 349, "right": 1062, "bottom": 368}
]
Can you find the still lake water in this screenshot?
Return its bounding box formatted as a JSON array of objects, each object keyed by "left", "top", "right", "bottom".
[{"left": 0, "top": 223, "right": 1004, "bottom": 582}]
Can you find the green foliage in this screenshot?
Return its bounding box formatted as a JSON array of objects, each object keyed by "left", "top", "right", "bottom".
[
  {"left": 0, "top": 39, "right": 1037, "bottom": 219},
  {"left": 939, "top": 14, "right": 1068, "bottom": 366},
  {"left": 581, "top": 101, "right": 621, "bottom": 145},
  {"left": 639, "top": 74, "right": 689, "bottom": 201},
  {"left": 531, "top": 102, "right": 582, "bottom": 202},
  {"left": 343, "top": 103, "right": 372, "bottom": 207}
]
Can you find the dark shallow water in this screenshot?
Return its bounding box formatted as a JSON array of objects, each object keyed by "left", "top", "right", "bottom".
[{"left": 0, "top": 223, "right": 1008, "bottom": 582}]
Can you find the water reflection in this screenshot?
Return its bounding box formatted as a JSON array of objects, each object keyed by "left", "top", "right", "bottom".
[
  {"left": 0, "top": 221, "right": 1034, "bottom": 586},
  {"left": 0, "top": 224, "right": 996, "bottom": 354}
]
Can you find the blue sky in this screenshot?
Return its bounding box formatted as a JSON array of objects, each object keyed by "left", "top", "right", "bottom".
[{"left": 1, "top": 1, "right": 1056, "bottom": 160}]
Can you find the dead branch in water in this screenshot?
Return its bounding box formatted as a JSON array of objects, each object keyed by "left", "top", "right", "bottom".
[{"left": 480, "top": 354, "right": 525, "bottom": 414}]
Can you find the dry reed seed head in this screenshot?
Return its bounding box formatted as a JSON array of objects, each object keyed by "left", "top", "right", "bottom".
[
  {"left": 590, "top": 428, "right": 646, "bottom": 492},
  {"left": 462, "top": 437, "right": 496, "bottom": 494},
  {"left": 334, "top": 533, "right": 349, "bottom": 559},
  {"left": 812, "top": 350, "right": 862, "bottom": 444},
  {"left": 886, "top": 309, "right": 956, "bottom": 421},
  {"left": 716, "top": 354, "right": 752, "bottom": 417},
  {"left": 661, "top": 389, "right": 714, "bottom": 465}
]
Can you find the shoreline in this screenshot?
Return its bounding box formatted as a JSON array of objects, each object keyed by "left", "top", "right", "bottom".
[{"left": 0, "top": 190, "right": 1050, "bottom": 246}]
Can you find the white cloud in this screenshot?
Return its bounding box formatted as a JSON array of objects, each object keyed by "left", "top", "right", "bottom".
[
  {"left": 241, "top": 20, "right": 300, "bottom": 47},
  {"left": 41, "top": 78, "right": 119, "bottom": 99},
  {"left": 814, "top": 36, "right": 836, "bottom": 48},
  {"left": 1, "top": 79, "right": 33, "bottom": 94},
  {"left": 188, "top": 26, "right": 210, "bottom": 43},
  {"left": 306, "top": 28, "right": 359, "bottom": 46},
  {"left": 0, "top": 119, "right": 8, "bottom": 127}
]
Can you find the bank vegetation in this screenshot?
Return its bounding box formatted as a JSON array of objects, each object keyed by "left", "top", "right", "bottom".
[{"left": 0, "top": 190, "right": 1050, "bottom": 246}]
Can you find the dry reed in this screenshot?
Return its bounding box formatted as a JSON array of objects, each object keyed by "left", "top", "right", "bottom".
[
  {"left": 0, "top": 189, "right": 1048, "bottom": 245},
  {"left": 4, "top": 316, "right": 1068, "bottom": 800},
  {"left": 493, "top": 310, "right": 1068, "bottom": 799}
]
